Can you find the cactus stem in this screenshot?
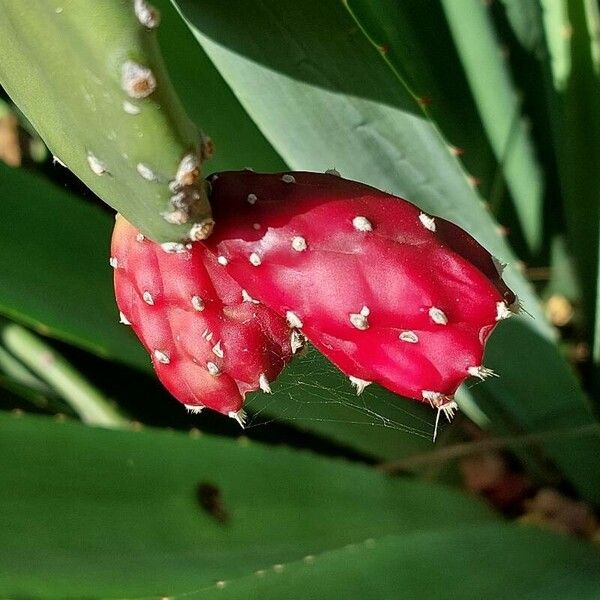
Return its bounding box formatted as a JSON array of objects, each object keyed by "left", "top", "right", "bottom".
[
  {"left": 286, "top": 311, "right": 303, "bottom": 329},
  {"left": 162, "top": 207, "right": 190, "bottom": 225},
  {"left": 466, "top": 175, "right": 481, "bottom": 188},
  {"left": 0, "top": 2, "right": 213, "bottom": 241},
  {"left": 352, "top": 215, "right": 373, "bottom": 232},
  {"left": 121, "top": 60, "right": 156, "bottom": 98},
  {"left": 418, "top": 212, "right": 436, "bottom": 232}
]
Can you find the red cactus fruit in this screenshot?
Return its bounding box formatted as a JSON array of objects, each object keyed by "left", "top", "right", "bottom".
[
  {"left": 202, "top": 170, "right": 517, "bottom": 428},
  {"left": 111, "top": 215, "right": 294, "bottom": 425}
]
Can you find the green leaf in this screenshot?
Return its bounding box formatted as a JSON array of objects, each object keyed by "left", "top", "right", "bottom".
[
  {"left": 194, "top": 526, "right": 600, "bottom": 600},
  {"left": 0, "top": 412, "right": 494, "bottom": 598},
  {"left": 541, "top": 0, "right": 600, "bottom": 327},
  {"left": 173, "top": 0, "right": 600, "bottom": 502},
  {"left": 344, "top": 0, "right": 499, "bottom": 207},
  {"left": 440, "top": 0, "right": 545, "bottom": 253},
  {"left": 500, "top": 0, "right": 547, "bottom": 53},
  {"left": 153, "top": 0, "right": 287, "bottom": 173},
  {"left": 0, "top": 162, "right": 148, "bottom": 371}
]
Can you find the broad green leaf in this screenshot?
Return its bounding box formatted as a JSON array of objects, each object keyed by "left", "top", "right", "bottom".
[
  {"left": 153, "top": 0, "right": 286, "bottom": 173},
  {"left": 441, "top": 0, "right": 544, "bottom": 253},
  {"left": 0, "top": 412, "right": 494, "bottom": 598},
  {"left": 595, "top": 241, "right": 600, "bottom": 389},
  {"left": 173, "top": 0, "right": 600, "bottom": 502},
  {"left": 539, "top": 0, "right": 600, "bottom": 388},
  {"left": 344, "top": 0, "right": 498, "bottom": 200},
  {"left": 561, "top": 0, "right": 600, "bottom": 381},
  {"left": 195, "top": 526, "right": 600, "bottom": 600},
  {"left": 500, "top": 0, "right": 547, "bottom": 53},
  {"left": 0, "top": 163, "right": 148, "bottom": 371}
]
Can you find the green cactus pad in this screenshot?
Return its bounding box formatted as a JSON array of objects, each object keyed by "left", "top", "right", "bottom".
[{"left": 0, "top": 0, "right": 212, "bottom": 242}]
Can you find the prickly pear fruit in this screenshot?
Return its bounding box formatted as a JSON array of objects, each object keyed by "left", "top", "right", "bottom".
[
  {"left": 111, "top": 215, "right": 293, "bottom": 424},
  {"left": 203, "top": 170, "right": 516, "bottom": 418}
]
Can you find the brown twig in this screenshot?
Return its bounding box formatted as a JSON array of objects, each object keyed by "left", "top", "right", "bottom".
[{"left": 378, "top": 423, "right": 600, "bottom": 473}]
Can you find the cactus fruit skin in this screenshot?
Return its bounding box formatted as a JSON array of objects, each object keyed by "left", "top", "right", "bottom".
[
  {"left": 203, "top": 170, "right": 516, "bottom": 408},
  {"left": 111, "top": 215, "right": 293, "bottom": 420},
  {"left": 0, "top": 0, "right": 212, "bottom": 243}
]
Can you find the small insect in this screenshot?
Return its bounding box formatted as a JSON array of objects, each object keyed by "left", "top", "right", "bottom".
[{"left": 196, "top": 482, "right": 229, "bottom": 523}]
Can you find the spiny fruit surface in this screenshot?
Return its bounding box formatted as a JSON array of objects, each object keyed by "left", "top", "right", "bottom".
[
  {"left": 111, "top": 215, "right": 293, "bottom": 423},
  {"left": 203, "top": 170, "right": 516, "bottom": 414}
]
